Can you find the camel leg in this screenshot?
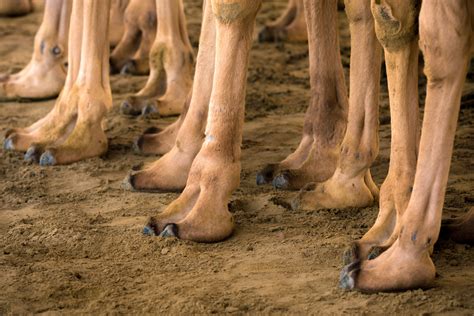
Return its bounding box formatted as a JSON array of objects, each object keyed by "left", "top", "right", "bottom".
[
  {"left": 0, "top": 0, "right": 33, "bottom": 16},
  {"left": 341, "top": 0, "right": 473, "bottom": 292},
  {"left": 340, "top": 0, "right": 421, "bottom": 263},
  {"left": 0, "top": 0, "right": 71, "bottom": 101},
  {"left": 141, "top": 0, "right": 261, "bottom": 242},
  {"left": 4, "top": 0, "right": 112, "bottom": 165},
  {"left": 257, "top": 0, "right": 348, "bottom": 190},
  {"left": 440, "top": 208, "right": 474, "bottom": 245},
  {"left": 109, "top": 0, "right": 129, "bottom": 48},
  {"left": 123, "top": 0, "right": 215, "bottom": 191},
  {"left": 110, "top": 0, "right": 156, "bottom": 75},
  {"left": 292, "top": 0, "right": 383, "bottom": 212},
  {"left": 121, "top": 0, "right": 194, "bottom": 117},
  {"left": 258, "top": 0, "right": 307, "bottom": 43}
]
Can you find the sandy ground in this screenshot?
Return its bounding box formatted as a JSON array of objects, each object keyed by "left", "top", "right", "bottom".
[{"left": 1, "top": 1, "right": 474, "bottom": 314}]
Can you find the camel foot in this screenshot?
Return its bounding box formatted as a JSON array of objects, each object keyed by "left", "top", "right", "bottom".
[
  {"left": 291, "top": 171, "right": 375, "bottom": 211},
  {"left": 256, "top": 163, "right": 279, "bottom": 185},
  {"left": 121, "top": 97, "right": 158, "bottom": 117},
  {"left": 340, "top": 240, "right": 436, "bottom": 292},
  {"left": 123, "top": 145, "right": 194, "bottom": 192}
]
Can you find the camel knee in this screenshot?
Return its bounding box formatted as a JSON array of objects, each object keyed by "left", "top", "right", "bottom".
[
  {"left": 211, "top": 0, "right": 261, "bottom": 24},
  {"left": 419, "top": 1, "right": 472, "bottom": 84},
  {"left": 344, "top": 0, "right": 372, "bottom": 25},
  {"left": 370, "top": 0, "right": 420, "bottom": 51}
]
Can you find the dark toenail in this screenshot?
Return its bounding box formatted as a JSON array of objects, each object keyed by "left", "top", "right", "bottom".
[
  {"left": 256, "top": 164, "right": 277, "bottom": 185},
  {"left": 24, "top": 146, "right": 40, "bottom": 163},
  {"left": 121, "top": 173, "right": 136, "bottom": 191},
  {"left": 132, "top": 136, "right": 144, "bottom": 154},
  {"left": 143, "top": 225, "right": 156, "bottom": 236},
  {"left": 159, "top": 224, "right": 178, "bottom": 238},
  {"left": 256, "top": 173, "right": 267, "bottom": 185},
  {"left": 144, "top": 126, "right": 161, "bottom": 134},
  {"left": 339, "top": 269, "right": 355, "bottom": 290},
  {"left": 3, "top": 138, "right": 14, "bottom": 151},
  {"left": 339, "top": 260, "right": 361, "bottom": 290},
  {"left": 39, "top": 151, "right": 56, "bottom": 166},
  {"left": 141, "top": 104, "right": 157, "bottom": 116},
  {"left": 290, "top": 197, "right": 300, "bottom": 211},
  {"left": 343, "top": 243, "right": 359, "bottom": 266},
  {"left": 272, "top": 174, "right": 289, "bottom": 190}
]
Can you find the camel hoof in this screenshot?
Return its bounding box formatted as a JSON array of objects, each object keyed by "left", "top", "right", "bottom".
[
  {"left": 132, "top": 136, "right": 143, "bottom": 154},
  {"left": 120, "top": 61, "right": 136, "bottom": 75},
  {"left": 256, "top": 164, "right": 277, "bottom": 185},
  {"left": 159, "top": 224, "right": 178, "bottom": 238},
  {"left": 143, "top": 225, "right": 157, "bottom": 236},
  {"left": 272, "top": 173, "right": 289, "bottom": 190},
  {"left": 342, "top": 243, "right": 360, "bottom": 266},
  {"left": 141, "top": 103, "right": 157, "bottom": 116},
  {"left": 3, "top": 137, "right": 14, "bottom": 151},
  {"left": 290, "top": 196, "right": 300, "bottom": 211},
  {"left": 24, "top": 146, "right": 41, "bottom": 163},
  {"left": 121, "top": 173, "right": 136, "bottom": 191},
  {"left": 339, "top": 260, "right": 360, "bottom": 290},
  {"left": 39, "top": 150, "right": 57, "bottom": 166},
  {"left": 120, "top": 100, "right": 141, "bottom": 116},
  {"left": 256, "top": 173, "right": 267, "bottom": 185}
]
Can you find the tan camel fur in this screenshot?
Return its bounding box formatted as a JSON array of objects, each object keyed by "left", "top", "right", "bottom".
[
  {"left": 3, "top": 0, "right": 192, "bottom": 162},
  {"left": 109, "top": 0, "right": 129, "bottom": 48},
  {"left": 4, "top": 0, "right": 112, "bottom": 165},
  {"left": 110, "top": 0, "right": 156, "bottom": 75},
  {"left": 137, "top": 0, "right": 473, "bottom": 292},
  {"left": 2, "top": 0, "right": 473, "bottom": 293},
  {"left": 0, "top": 0, "right": 71, "bottom": 100},
  {"left": 339, "top": 0, "right": 473, "bottom": 292},
  {"left": 259, "top": 0, "right": 307, "bottom": 42},
  {"left": 0, "top": 0, "right": 33, "bottom": 16},
  {"left": 0, "top": 0, "right": 135, "bottom": 100},
  {"left": 120, "top": 0, "right": 194, "bottom": 117}
]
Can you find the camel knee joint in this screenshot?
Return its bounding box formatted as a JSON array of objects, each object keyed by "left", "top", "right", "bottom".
[
  {"left": 211, "top": 0, "right": 261, "bottom": 24},
  {"left": 371, "top": 0, "right": 420, "bottom": 51},
  {"left": 344, "top": 0, "right": 372, "bottom": 25}
]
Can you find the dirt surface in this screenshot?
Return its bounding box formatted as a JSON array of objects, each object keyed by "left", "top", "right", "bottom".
[{"left": 1, "top": 1, "right": 473, "bottom": 314}]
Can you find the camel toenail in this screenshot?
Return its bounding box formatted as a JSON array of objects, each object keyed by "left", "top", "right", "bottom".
[
  {"left": 141, "top": 104, "right": 157, "bottom": 116},
  {"left": 159, "top": 224, "right": 178, "bottom": 238},
  {"left": 142, "top": 225, "right": 156, "bottom": 236},
  {"left": 3, "top": 138, "right": 14, "bottom": 151},
  {"left": 39, "top": 151, "right": 56, "bottom": 166},
  {"left": 121, "top": 173, "right": 136, "bottom": 191},
  {"left": 24, "top": 146, "right": 40, "bottom": 163},
  {"left": 272, "top": 174, "right": 289, "bottom": 189}
]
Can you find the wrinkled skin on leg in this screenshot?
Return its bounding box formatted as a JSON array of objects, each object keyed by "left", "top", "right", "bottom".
[
  {"left": 123, "top": 0, "right": 215, "bottom": 192},
  {"left": 258, "top": 0, "right": 307, "bottom": 43},
  {"left": 4, "top": 0, "right": 113, "bottom": 166},
  {"left": 141, "top": 0, "right": 261, "bottom": 242},
  {"left": 109, "top": 0, "right": 129, "bottom": 48},
  {"left": 0, "top": 0, "right": 33, "bottom": 16},
  {"left": 0, "top": 0, "right": 71, "bottom": 101},
  {"left": 120, "top": 0, "right": 194, "bottom": 117},
  {"left": 292, "top": 0, "right": 382, "bottom": 213},
  {"left": 341, "top": 0, "right": 473, "bottom": 292},
  {"left": 340, "top": 0, "right": 421, "bottom": 265},
  {"left": 257, "top": 0, "right": 348, "bottom": 190},
  {"left": 110, "top": 0, "right": 156, "bottom": 75}
]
